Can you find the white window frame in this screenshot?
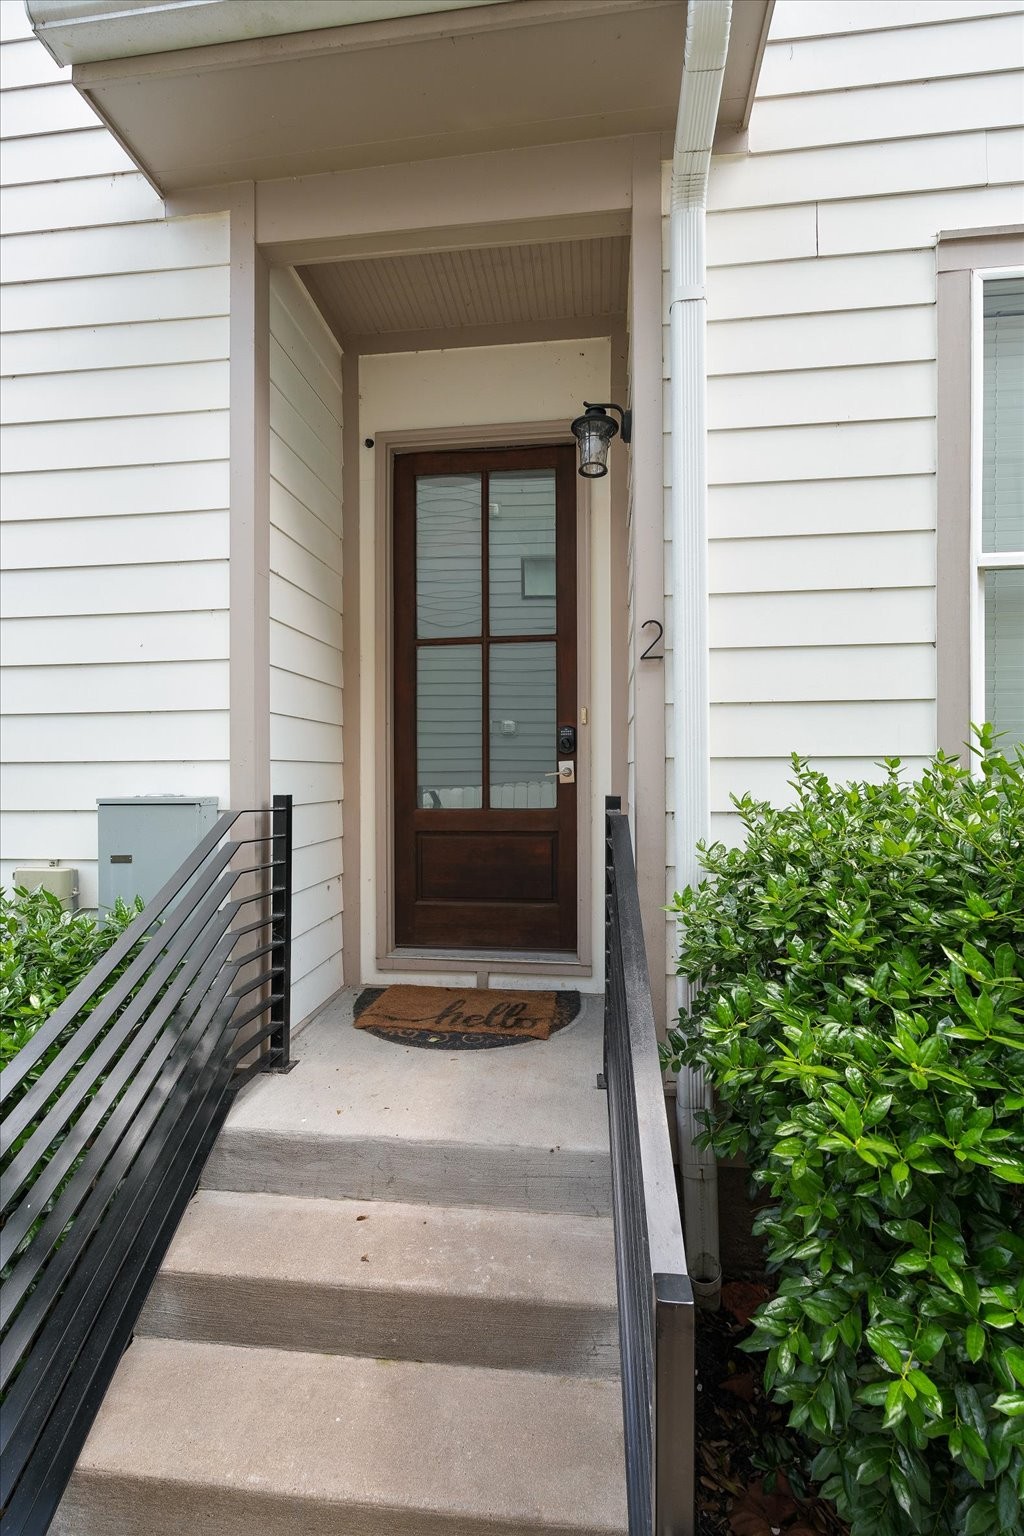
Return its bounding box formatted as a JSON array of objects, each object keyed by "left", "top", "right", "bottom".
[
  {"left": 936, "top": 227, "right": 1024, "bottom": 763},
  {"left": 969, "top": 264, "right": 1024, "bottom": 739}
]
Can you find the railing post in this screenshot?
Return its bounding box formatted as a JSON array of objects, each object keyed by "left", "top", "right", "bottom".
[
  {"left": 655, "top": 1273, "right": 696, "bottom": 1536},
  {"left": 601, "top": 795, "right": 621, "bottom": 1093},
  {"left": 270, "top": 793, "right": 293, "bottom": 1068}
]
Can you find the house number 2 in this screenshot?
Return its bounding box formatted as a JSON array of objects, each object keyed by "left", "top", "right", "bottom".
[{"left": 640, "top": 620, "right": 664, "bottom": 660}]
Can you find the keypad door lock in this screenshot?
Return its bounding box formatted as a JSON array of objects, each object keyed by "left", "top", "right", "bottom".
[{"left": 558, "top": 725, "right": 577, "bottom": 755}]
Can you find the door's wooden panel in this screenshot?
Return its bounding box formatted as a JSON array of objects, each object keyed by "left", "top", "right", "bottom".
[
  {"left": 410, "top": 900, "right": 565, "bottom": 951},
  {"left": 418, "top": 832, "right": 557, "bottom": 903}
]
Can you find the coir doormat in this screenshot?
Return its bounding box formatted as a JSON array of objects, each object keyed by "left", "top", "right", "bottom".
[{"left": 353, "top": 985, "right": 581, "bottom": 1050}]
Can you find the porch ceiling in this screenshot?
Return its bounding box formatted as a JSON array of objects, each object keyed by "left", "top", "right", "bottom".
[
  {"left": 298, "top": 235, "right": 629, "bottom": 345},
  {"left": 43, "top": 0, "right": 692, "bottom": 194}
]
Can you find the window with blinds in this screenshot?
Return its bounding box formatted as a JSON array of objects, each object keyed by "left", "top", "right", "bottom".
[{"left": 979, "top": 276, "right": 1024, "bottom": 750}]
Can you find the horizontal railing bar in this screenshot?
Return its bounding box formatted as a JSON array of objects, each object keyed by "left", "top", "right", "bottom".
[
  {"left": 227, "top": 995, "right": 277, "bottom": 1035},
  {"left": 1, "top": 872, "right": 247, "bottom": 1188},
  {"left": 227, "top": 1007, "right": 287, "bottom": 1060},
  {"left": 1, "top": 946, "right": 241, "bottom": 1370},
  {"left": 0, "top": 903, "right": 240, "bottom": 1268},
  {"left": 0, "top": 844, "right": 245, "bottom": 1145},
  {"left": 1, "top": 988, "right": 239, "bottom": 1495},
  {"left": 0, "top": 809, "right": 245, "bottom": 1099},
  {"left": 227, "top": 939, "right": 276, "bottom": 966},
  {"left": 231, "top": 1055, "right": 280, "bottom": 1088},
  {"left": 230, "top": 966, "right": 284, "bottom": 1002},
  {"left": 229, "top": 915, "right": 274, "bottom": 942}
]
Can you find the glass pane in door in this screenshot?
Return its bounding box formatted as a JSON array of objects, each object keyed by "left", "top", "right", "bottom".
[
  {"left": 489, "top": 642, "right": 557, "bottom": 807},
  {"left": 489, "top": 470, "right": 557, "bottom": 635},
  {"left": 416, "top": 475, "right": 481, "bottom": 637},
  {"left": 417, "top": 646, "right": 482, "bottom": 807}
]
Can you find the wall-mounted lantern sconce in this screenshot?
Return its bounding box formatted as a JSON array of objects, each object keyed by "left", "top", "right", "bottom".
[{"left": 570, "top": 401, "right": 632, "bottom": 479}]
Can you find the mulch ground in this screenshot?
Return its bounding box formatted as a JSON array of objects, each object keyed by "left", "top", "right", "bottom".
[{"left": 696, "top": 1280, "right": 851, "bottom": 1536}]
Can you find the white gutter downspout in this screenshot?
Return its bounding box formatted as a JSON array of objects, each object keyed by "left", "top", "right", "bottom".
[{"left": 670, "top": 0, "right": 731, "bottom": 1308}]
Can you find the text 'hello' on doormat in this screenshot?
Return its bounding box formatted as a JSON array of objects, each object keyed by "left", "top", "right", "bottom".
[{"left": 353, "top": 985, "right": 581, "bottom": 1049}]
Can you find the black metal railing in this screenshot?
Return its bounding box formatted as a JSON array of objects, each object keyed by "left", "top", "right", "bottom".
[
  {"left": 0, "top": 795, "right": 293, "bottom": 1536},
  {"left": 603, "top": 796, "right": 695, "bottom": 1536}
]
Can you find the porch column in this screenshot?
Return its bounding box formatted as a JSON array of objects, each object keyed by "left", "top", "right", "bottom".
[{"left": 229, "top": 183, "right": 271, "bottom": 810}]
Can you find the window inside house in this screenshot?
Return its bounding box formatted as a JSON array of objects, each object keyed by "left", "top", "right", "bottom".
[{"left": 977, "top": 275, "right": 1024, "bottom": 750}]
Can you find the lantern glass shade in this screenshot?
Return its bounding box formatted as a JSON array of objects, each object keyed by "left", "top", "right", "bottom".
[{"left": 571, "top": 408, "right": 618, "bottom": 478}]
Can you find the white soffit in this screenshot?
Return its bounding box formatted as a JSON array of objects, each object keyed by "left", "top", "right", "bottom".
[
  {"left": 27, "top": 0, "right": 693, "bottom": 193},
  {"left": 25, "top": 1, "right": 514, "bottom": 66},
  {"left": 299, "top": 234, "right": 630, "bottom": 340}
]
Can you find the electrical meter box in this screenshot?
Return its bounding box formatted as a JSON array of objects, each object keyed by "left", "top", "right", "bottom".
[{"left": 97, "top": 797, "right": 219, "bottom": 914}]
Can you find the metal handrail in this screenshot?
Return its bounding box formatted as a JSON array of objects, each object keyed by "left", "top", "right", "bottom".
[
  {"left": 603, "top": 796, "right": 695, "bottom": 1536},
  {"left": 0, "top": 795, "right": 293, "bottom": 1536}
]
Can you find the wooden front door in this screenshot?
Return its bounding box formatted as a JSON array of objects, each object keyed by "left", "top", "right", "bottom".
[{"left": 393, "top": 444, "right": 578, "bottom": 951}]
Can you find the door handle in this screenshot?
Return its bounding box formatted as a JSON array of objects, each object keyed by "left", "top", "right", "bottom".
[{"left": 544, "top": 761, "right": 575, "bottom": 784}]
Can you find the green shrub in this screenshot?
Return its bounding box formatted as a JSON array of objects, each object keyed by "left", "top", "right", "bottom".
[
  {"left": 663, "top": 734, "right": 1024, "bottom": 1536},
  {"left": 1, "top": 885, "right": 143, "bottom": 1070}
]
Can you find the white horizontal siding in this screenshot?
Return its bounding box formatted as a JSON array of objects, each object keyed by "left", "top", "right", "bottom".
[
  {"left": 1, "top": 461, "right": 229, "bottom": 520},
  {"left": 662, "top": 0, "right": 1024, "bottom": 1006},
  {"left": 2, "top": 411, "right": 228, "bottom": 471},
  {"left": 0, "top": 172, "right": 163, "bottom": 233},
  {"left": 707, "top": 306, "right": 936, "bottom": 375},
  {"left": 0, "top": 510, "right": 228, "bottom": 568},
  {"left": 709, "top": 588, "right": 935, "bottom": 649},
  {"left": 0, "top": 612, "right": 229, "bottom": 667},
  {"left": 1, "top": 316, "right": 230, "bottom": 374},
  {"left": 757, "top": 11, "right": 1024, "bottom": 93},
  {"left": 5, "top": 265, "right": 229, "bottom": 329},
  {"left": 268, "top": 268, "right": 345, "bottom": 1022},
  {"left": 0, "top": 360, "right": 228, "bottom": 422},
  {"left": 0, "top": 126, "right": 135, "bottom": 184},
  {"left": 0, "top": 661, "right": 229, "bottom": 715},
  {"left": 748, "top": 70, "right": 1024, "bottom": 153},
  {"left": 709, "top": 131, "right": 990, "bottom": 212},
  {"left": 1, "top": 561, "right": 228, "bottom": 618},
  {"left": 711, "top": 699, "right": 936, "bottom": 758},
  {"left": 708, "top": 419, "right": 935, "bottom": 485},
  {"left": 710, "top": 645, "right": 936, "bottom": 703},
  {"left": 1, "top": 759, "right": 231, "bottom": 811},
  {"left": 708, "top": 531, "right": 936, "bottom": 594},
  {"left": 708, "top": 476, "right": 937, "bottom": 538},
  {"left": 709, "top": 755, "right": 936, "bottom": 812},
  {"left": 0, "top": 7, "right": 230, "bottom": 906},
  {"left": 703, "top": 250, "right": 936, "bottom": 321},
  {"left": 707, "top": 362, "right": 936, "bottom": 429},
  {"left": 771, "top": 3, "right": 1024, "bottom": 41}
]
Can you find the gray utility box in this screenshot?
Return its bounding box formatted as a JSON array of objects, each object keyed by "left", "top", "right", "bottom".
[{"left": 97, "top": 797, "right": 219, "bottom": 914}]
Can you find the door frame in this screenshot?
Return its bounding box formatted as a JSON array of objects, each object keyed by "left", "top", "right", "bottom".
[{"left": 372, "top": 420, "right": 594, "bottom": 977}]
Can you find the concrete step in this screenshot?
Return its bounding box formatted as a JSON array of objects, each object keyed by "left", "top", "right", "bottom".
[
  {"left": 54, "top": 1338, "right": 628, "bottom": 1536},
  {"left": 201, "top": 1124, "right": 612, "bottom": 1215},
  {"left": 139, "top": 1189, "right": 620, "bottom": 1376},
  {"left": 200, "top": 995, "right": 613, "bottom": 1216}
]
